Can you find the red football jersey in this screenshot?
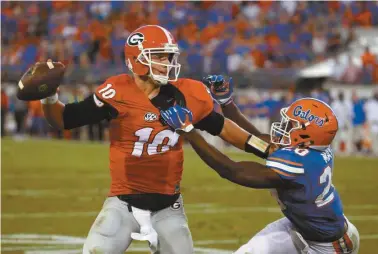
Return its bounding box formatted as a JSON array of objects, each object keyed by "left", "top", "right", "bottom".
[{"left": 95, "top": 74, "right": 213, "bottom": 196}]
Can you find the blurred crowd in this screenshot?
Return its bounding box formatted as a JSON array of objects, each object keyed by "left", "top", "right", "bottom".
[
  {"left": 331, "top": 46, "right": 378, "bottom": 84},
  {"left": 2, "top": 1, "right": 378, "bottom": 84},
  {"left": 228, "top": 88, "right": 378, "bottom": 156},
  {"left": 330, "top": 90, "right": 378, "bottom": 156},
  {"left": 1, "top": 84, "right": 106, "bottom": 142},
  {"left": 2, "top": 84, "right": 378, "bottom": 156},
  {"left": 1, "top": 1, "right": 378, "bottom": 156}
]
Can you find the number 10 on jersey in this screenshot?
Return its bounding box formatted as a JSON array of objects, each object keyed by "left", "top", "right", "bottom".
[{"left": 132, "top": 127, "right": 180, "bottom": 157}]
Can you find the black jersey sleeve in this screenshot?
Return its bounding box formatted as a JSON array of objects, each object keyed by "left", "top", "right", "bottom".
[
  {"left": 194, "top": 110, "right": 225, "bottom": 136},
  {"left": 63, "top": 94, "right": 118, "bottom": 130}
]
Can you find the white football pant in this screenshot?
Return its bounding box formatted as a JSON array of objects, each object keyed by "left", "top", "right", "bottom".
[
  {"left": 234, "top": 217, "right": 359, "bottom": 254},
  {"left": 83, "top": 195, "right": 193, "bottom": 254}
]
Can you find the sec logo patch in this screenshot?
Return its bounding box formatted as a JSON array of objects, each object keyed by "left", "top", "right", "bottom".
[{"left": 144, "top": 112, "right": 158, "bottom": 122}]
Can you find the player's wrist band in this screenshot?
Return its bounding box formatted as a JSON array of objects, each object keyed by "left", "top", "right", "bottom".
[
  {"left": 181, "top": 124, "right": 194, "bottom": 133},
  {"left": 220, "top": 98, "right": 233, "bottom": 107},
  {"left": 244, "top": 135, "right": 270, "bottom": 159},
  {"left": 40, "top": 93, "right": 58, "bottom": 104}
]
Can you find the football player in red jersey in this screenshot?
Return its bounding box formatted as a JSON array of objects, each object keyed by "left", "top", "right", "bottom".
[{"left": 40, "top": 25, "right": 271, "bottom": 254}]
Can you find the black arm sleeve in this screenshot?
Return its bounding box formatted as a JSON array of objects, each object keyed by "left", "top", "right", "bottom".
[
  {"left": 194, "top": 110, "right": 225, "bottom": 136},
  {"left": 63, "top": 94, "right": 118, "bottom": 130}
]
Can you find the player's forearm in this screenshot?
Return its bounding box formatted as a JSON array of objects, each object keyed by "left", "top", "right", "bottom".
[
  {"left": 42, "top": 101, "right": 65, "bottom": 130},
  {"left": 219, "top": 118, "right": 250, "bottom": 151},
  {"left": 185, "top": 130, "right": 238, "bottom": 178},
  {"left": 232, "top": 161, "right": 285, "bottom": 189},
  {"left": 221, "top": 101, "right": 261, "bottom": 136},
  {"left": 219, "top": 119, "right": 270, "bottom": 159},
  {"left": 185, "top": 131, "right": 282, "bottom": 189}
]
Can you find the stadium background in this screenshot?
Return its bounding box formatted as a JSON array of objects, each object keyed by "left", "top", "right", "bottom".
[{"left": 1, "top": 1, "right": 378, "bottom": 253}]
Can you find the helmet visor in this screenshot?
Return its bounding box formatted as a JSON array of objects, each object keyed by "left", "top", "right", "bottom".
[
  {"left": 138, "top": 46, "right": 181, "bottom": 84},
  {"left": 270, "top": 108, "right": 301, "bottom": 146}
]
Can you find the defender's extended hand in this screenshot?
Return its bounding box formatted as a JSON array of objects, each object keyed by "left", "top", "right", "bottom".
[{"left": 202, "top": 75, "right": 233, "bottom": 105}]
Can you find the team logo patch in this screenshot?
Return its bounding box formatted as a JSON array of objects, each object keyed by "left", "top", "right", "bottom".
[
  {"left": 127, "top": 32, "right": 144, "bottom": 46},
  {"left": 171, "top": 201, "right": 181, "bottom": 210},
  {"left": 144, "top": 112, "right": 158, "bottom": 122},
  {"left": 293, "top": 106, "right": 325, "bottom": 126}
]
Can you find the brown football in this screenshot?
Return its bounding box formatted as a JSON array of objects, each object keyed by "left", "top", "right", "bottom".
[{"left": 16, "top": 61, "right": 66, "bottom": 101}]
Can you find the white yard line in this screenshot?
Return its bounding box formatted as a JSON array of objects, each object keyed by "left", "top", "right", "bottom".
[
  {"left": 2, "top": 233, "right": 378, "bottom": 254},
  {"left": 1, "top": 234, "right": 233, "bottom": 254},
  {"left": 25, "top": 250, "right": 81, "bottom": 254},
  {"left": 2, "top": 174, "right": 109, "bottom": 180},
  {"left": 3, "top": 185, "right": 378, "bottom": 197},
  {"left": 195, "top": 239, "right": 239, "bottom": 245},
  {"left": 2, "top": 211, "right": 98, "bottom": 219},
  {"left": 1, "top": 186, "right": 241, "bottom": 197},
  {"left": 2, "top": 189, "right": 109, "bottom": 197},
  {"left": 346, "top": 215, "right": 378, "bottom": 221},
  {"left": 23, "top": 248, "right": 232, "bottom": 254},
  {"left": 2, "top": 246, "right": 80, "bottom": 252},
  {"left": 3, "top": 204, "right": 378, "bottom": 218},
  {"left": 186, "top": 206, "right": 281, "bottom": 214},
  {"left": 360, "top": 234, "right": 378, "bottom": 240},
  {"left": 3, "top": 211, "right": 378, "bottom": 221}
]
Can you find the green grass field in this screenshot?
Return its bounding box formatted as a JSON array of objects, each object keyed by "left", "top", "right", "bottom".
[{"left": 2, "top": 138, "right": 378, "bottom": 254}]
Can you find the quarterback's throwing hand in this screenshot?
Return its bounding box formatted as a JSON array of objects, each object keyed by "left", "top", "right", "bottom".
[
  {"left": 160, "top": 105, "right": 194, "bottom": 133},
  {"left": 202, "top": 75, "right": 233, "bottom": 105}
]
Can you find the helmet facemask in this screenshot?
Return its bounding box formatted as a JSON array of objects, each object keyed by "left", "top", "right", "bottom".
[
  {"left": 136, "top": 43, "right": 181, "bottom": 85},
  {"left": 270, "top": 108, "right": 301, "bottom": 146}
]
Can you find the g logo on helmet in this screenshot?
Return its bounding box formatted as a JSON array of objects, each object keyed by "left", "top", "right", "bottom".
[{"left": 127, "top": 32, "right": 144, "bottom": 46}]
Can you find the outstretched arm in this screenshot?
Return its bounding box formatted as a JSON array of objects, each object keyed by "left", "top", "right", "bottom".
[
  {"left": 42, "top": 94, "right": 118, "bottom": 130},
  {"left": 218, "top": 117, "right": 271, "bottom": 158},
  {"left": 160, "top": 105, "right": 283, "bottom": 188},
  {"left": 221, "top": 101, "right": 262, "bottom": 136},
  {"left": 202, "top": 75, "right": 264, "bottom": 137},
  {"left": 184, "top": 130, "right": 284, "bottom": 189}
]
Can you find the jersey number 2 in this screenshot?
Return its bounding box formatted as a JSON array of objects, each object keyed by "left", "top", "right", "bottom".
[
  {"left": 315, "top": 166, "right": 334, "bottom": 207},
  {"left": 132, "top": 127, "right": 179, "bottom": 157}
]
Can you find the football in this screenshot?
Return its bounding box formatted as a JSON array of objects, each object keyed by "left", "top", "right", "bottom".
[{"left": 16, "top": 61, "right": 66, "bottom": 101}]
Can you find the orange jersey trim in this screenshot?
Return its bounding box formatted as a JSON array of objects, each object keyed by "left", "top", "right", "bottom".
[
  {"left": 332, "top": 241, "right": 343, "bottom": 253},
  {"left": 332, "top": 232, "right": 353, "bottom": 254},
  {"left": 268, "top": 157, "right": 303, "bottom": 167},
  {"left": 343, "top": 234, "right": 354, "bottom": 252},
  {"left": 271, "top": 168, "right": 296, "bottom": 178}
]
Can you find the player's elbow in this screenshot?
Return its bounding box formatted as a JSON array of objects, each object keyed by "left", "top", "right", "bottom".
[
  {"left": 219, "top": 169, "right": 253, "bottom": 188},
  {"left": 43, "top": 114, "right": 64, "bottom": 130},
  {"left": 216, "top": 163, "right": 239, "bottom": 180},
  {"left": 217, "top": 168, "right": 232, "bottom": 179},
  {"left": 42, "top": 103, "right": 65, "bottom": 130}
]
